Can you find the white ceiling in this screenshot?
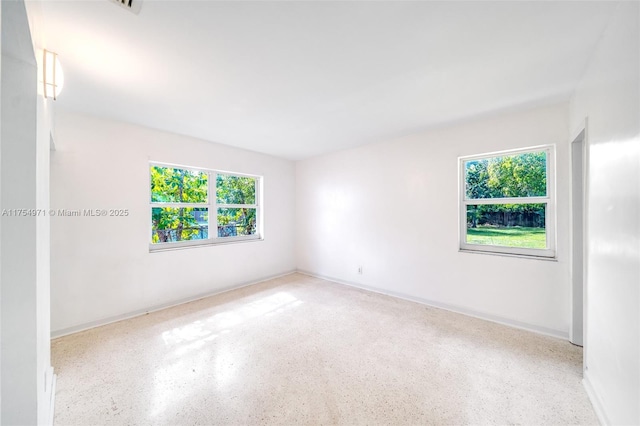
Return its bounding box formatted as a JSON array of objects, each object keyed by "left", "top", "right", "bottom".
[{"left": 33, "top": 0, "right": 617, "bottom": 160}]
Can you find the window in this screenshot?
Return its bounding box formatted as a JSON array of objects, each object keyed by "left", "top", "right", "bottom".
[
  {"left": 459, "top": 146, "right": 555, "bottom": 258},
  {"left": 150, "top": 163, "right": 261, "bottom": 250}
]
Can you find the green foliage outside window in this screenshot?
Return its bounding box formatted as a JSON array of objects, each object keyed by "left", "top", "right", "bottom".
[
  {"left": 151, "top": 166, "right": 208, "bottom": 203},
  {"left": 465, "top": 151, "right": 546, "bottom": 199},
  {"left": 151, "top": 207, "right": 208, "bottom": 243},
  {"left": 216, "top": 175, "right": 257, "bottom": 237},
  {"left": 150, "top": 166, "right": 258, "bottom": 244},
  {"left": 217, "top": 175, "right": 255, "bottom": 204},
  {"left": 465, "top": 152, "right": 547, "bottom": 230},
  {"left": 151, "top": 166, "right": 209, "bottom": 243}
]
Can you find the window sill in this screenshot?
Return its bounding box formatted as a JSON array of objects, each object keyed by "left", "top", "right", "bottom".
[
  {"left": 458, "top": 248, "right": 558, "bottom": 261},
  {"left": 149, "top": 235, "right": 263, "bottom": 253}
]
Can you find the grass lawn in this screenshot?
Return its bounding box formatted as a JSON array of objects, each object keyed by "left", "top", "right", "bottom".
[{"left": 466, "top": 226, "right": 546, "bottom": 249}]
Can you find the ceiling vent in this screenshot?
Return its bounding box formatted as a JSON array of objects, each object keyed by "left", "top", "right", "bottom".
[{"left": 109, "top": 0, "right": 142, "bottom": 14}]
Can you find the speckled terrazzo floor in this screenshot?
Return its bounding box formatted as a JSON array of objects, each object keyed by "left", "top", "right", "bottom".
[{"left": 52, "top": 273, "right": 597, "bottom": 425}]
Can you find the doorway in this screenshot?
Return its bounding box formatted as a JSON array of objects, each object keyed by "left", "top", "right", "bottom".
[{"left": 570, "top": 129, "right": 586, "bottom": 347}]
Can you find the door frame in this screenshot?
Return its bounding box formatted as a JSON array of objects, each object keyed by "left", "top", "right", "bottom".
[{"left": 569, "top": 118, "right": 589, "bottom": 354}]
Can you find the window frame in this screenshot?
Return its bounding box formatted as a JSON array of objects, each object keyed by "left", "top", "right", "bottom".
[
  {"left": 459, "top": 145, "right": 556, "bottom": 259},
  {"left": 149, "top": 162, "right": 262, "bottom": 252}
]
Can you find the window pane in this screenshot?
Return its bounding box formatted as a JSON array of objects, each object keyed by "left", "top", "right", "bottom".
[
  {"left": 151, "top": 207, "right": 208, "bottom": 243},
  {"left": 216, "top": 175, "right": 256, "bottom": 205},
  {"left": 466, "top": 203, "right": 546, "bottom": 249},
  {"left": 465, "top": 151, "right": 546, "bottom": 199},
  {"left": 151, "top": 166, "right": 208, "bottom": 203},
  {"left": 217, "top": 208, "right": 257, "bottom": 237}
]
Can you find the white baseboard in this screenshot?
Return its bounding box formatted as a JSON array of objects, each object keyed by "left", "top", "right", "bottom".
[
  {"left": 297, "top": 269, "right": 568, "bottom": 340},
  {"left": 583, "top": 371, "right": 609, "bottom": 426},
  {"left": 51, "top": 270, "right": 297, "bottom": 339},
  {"left": 52, "top": 268, "right": 568, "bottom": 342}
]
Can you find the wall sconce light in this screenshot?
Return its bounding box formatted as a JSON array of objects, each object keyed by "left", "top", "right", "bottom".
[{"left": 43, "top": 49, "right": 64, "bottom": 100}]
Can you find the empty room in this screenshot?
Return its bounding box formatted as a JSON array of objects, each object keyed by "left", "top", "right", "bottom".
[{"left": 1, "top": 0, "right": 638, "bottom": 425}]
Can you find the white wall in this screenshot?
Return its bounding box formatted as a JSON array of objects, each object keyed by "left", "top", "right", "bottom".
[
  {"left": 26, "top": 1, "right": 57, "bottom": 423},
  {"left": 297, "top": 103, "right": 570, "bottom": 336},
  {"left": 1, "top": 1, "right": 55, "bottom": 422},
  {"left": 50, "top": 110, "right": 296, "bottom": 335},
  {"left": 35, "top": 96, "right": 55, "bottom": 425},
  {"left": 1, "top": 0, "right": 53, "bottom": 423},
  {"left": 569, "top": 2, "right": 639, "bottom": 425}
]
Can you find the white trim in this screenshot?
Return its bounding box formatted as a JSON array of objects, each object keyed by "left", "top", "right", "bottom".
[
  {"left": 214, "top": 172, "right": 218, "bottom": 241},
  {"left": 459, "top": 145, "right": 556, "bottom": 259},
  {"left": 50, "top": 270, "right": 297, "bottom": 339},
  {"left": 581, "top": 117, "right": 590, "bottom": 368},
  {"left": 570, "top": 117, "right": 589, "bottom": 145},
  {"left": 149, "top": 234, "right": 262, "bottom": 252},
  {"left": 458, "top": 248, "right": 558, "bottom": 261},
  {"left": 458, "top": 144, "right": 554, "bottom": 161},
  {"left": 464, "top": 196, "right": 549, "bottom": 204},
  {"left": 569, "top": 127, "right": 586, "bottom": 346},
  {"left": 258, "top": 176, "right": 264, "bottom": 239},
  {"left": 297, "top": 270, "right": 568, "bottom": 340},
  {"left": 583, "top": 371, "right": 609, "bottom": 426},
  {"left": 149, "top": 161, "right": 262, "bottom": 179},
  {"left": 150, "top": 202, "right": 209, "bottom": 208}
]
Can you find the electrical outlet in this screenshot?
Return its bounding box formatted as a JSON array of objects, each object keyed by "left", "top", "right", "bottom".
[{"left": 358, "top": 266, "right": 363, "bottom": 274}]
